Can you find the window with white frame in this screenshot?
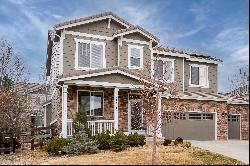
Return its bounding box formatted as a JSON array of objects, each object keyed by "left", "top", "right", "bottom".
[
  {"left": 190, "top": 64, "right": 209, "bottom": 87},
  {"left": 75, "top": 39, "right": 105, "bottom": 70},
  {"left": 78, "top": 91, "right": 104, "bottom": 116},
  {"left": 153, "top": 59, "right": 174, "bottom": 82},
  {"left": 128, "top": 45, "right": 143, "bottom": 68}
]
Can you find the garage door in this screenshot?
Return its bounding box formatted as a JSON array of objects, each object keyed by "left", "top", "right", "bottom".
[
  {"left": 228, "top": 115, "right": 241, "bottom": 139},
  {"left": 162, "top": 111, "right": 216, "bottom": 141}
]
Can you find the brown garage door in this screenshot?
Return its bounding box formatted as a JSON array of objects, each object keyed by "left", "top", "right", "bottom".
[
  {"left": 228, "top": 115, "right": 241, "bottom": 139},
  {"left": 162, "top": 111, "right": 216, "bottom": 141}
]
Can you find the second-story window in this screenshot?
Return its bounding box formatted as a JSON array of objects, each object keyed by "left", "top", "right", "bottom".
[
  {"left": 190, "top": 64, "right": 209, "bottom": 87},
  {"left": 128, "top": 45, "right": 143, "bottom": 69},
  {"left": 153, "top": 59, "right": 174, "bottom": 82},
  {"left": 75, "top": 39, "right": 105, "bottom": 70}
]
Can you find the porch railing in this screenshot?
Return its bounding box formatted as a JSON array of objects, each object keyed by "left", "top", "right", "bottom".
[
  {"left": 87, "top": 120, "right": 115, "bottom": 136},
  {"left": 67, "top": 119, "right": 73, "bottom": 136},
  {"left": 146, "top": 124, "right": 153, "bottom": 136}
]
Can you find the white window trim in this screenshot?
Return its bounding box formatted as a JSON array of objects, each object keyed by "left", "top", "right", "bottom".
[
  {"left": 74, "top": 38, "right": 106, "bottom": 70},
  {"left": 128, "top": 44, "right": 144, "bottom": 69},
  {"left": 189, "top": 64, "right": 209, "bottom": 88},
  {"left": 152, "top": 57, "right": 175, "bottom": 83},
  {"left": 77, "top": 90, "right": 104, "bottom": 117}
]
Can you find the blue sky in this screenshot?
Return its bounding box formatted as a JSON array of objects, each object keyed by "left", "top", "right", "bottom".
[{"left": 0, "top": 0, "right": 249, "bottom": 92}]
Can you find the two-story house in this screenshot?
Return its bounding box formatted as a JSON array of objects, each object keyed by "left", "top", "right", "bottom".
[{"left": 45, "top": 12, "right": 249, "bottom": 141}]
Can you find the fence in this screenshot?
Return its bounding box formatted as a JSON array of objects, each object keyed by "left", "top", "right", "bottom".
[{"left": 0, "top": 132, "right": 17, "bottom": 155}]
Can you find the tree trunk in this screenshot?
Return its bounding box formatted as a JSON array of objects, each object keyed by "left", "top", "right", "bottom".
[{"left": 151, "top": 90, "right": 159, "bottom": 165}]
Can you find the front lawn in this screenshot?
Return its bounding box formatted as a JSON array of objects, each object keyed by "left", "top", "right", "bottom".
[{"left": 0, "top": 145, "right": 245, "bottom": 165}]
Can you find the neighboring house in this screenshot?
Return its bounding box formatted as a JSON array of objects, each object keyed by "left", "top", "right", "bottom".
[
  {"left": 15, "top": 83, "right": 49, "bottom": 127},
  {"left": 45, "top": 12, "right": 249, "bottom": 140}
]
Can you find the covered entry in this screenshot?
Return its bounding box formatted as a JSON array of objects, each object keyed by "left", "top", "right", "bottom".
[
  {"left": 162, "top": 111, "right": 216, "bottom": 141},
  {"left": 228, "top": 115, "right": 241, "bottom": 139}
]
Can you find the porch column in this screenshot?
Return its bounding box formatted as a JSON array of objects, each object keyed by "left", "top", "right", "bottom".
[
  {"left": 61, "top": 84, "right": 68, "bottom": 138},
  {"left": 114, "top": 88, "right": 119, "bottom": 132},
  {"left": 156, "top": 92, "right": 163, "bottom": 138}
]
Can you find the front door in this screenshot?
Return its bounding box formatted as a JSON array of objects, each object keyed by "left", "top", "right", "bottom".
[
  {"left": 128, "top": 99, "right": 144, "bottom": 134},
  {"left": 228, "top": 115, "right": 241, "bottom": 139}
]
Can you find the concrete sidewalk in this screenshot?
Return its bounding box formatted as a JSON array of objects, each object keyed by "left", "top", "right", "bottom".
[{"left": 190, "top": 140, "right": 249, "bottom": 164}]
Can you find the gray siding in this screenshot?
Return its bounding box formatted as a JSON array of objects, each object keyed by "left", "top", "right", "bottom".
[
  {"left": 184, "top": 61, "right": 217, "bottom": 93},
  {"left": 124, "top": 32, "right": 150, "bottom": 41},
  {"left": 61, "top": 19, "right": 218, "bottom": 93},
  {"left": 81, "top": 73, "right": 141, "bottom": 85},
  {"left": 63, "top": 34, "right": 118, "bottom": 75},
  {"left": 67, "top": 19, "right": 126, "bottom": 37}
]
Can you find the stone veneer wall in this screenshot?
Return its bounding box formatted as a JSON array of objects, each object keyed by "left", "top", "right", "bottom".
[
  {"left": 161, "top": 98, "right": 249, "bottom": 140},
  {"left": 65, "top": 86, "right": 130, "bottom": 132}
]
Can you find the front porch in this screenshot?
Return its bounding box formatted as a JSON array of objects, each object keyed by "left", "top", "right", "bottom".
[{"left": 62, "top": 84, "right": 157, "bottom": 137}]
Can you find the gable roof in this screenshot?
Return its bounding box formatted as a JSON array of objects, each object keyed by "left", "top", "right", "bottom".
[
  {"left": 162, "top": 91, "right": 249, "bottom": 105},
  {"left": 154, "top": 46, "right": 223, "bottom": 63},
  {"left": 113, "top": 25, "right": 160, "bottom": 42},
  {"left": 57, "top": 66, "right": 148, "bottom": 82},
  {"left": 54, "top": 11, "right": 133, "bottom": 30}
]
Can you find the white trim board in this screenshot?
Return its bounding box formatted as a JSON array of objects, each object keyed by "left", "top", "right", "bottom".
[
  {"left": 58, "top": 69, "right": 148, "bottom": 83},
  {"left": 122, "top": 38, "right": 150, "bottom": 45},
  {"left": 65, "top": 30, "right": 113, "bottom": 40},
  {"left": 152, "top": 50, "right": 221, "bottom": 64},
  {"left": 55, "top": 15, "right": 130, "bottom": 30},
  {"left": 65, "top": 80, "right": 143, "bottom": 89},
  {"left": 114, "top": 29, "right": 159, "bottom": 43}
]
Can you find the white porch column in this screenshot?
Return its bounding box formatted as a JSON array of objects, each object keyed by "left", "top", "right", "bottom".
[
  {"left": 61, "top": 84, "right": 68, "bottom": 138},
  {"left": 43, "top": 106, "right": 46, "bottom": 127},
  {"left": 156, "top": 92, "right": 163, "bottom": 138},
  {"left": 114, "top": 88, "right": 119, "bottom": 132}
]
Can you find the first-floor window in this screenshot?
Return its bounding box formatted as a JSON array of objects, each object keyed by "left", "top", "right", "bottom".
[
  {"left": 190, "top": 65, "right": 209, "bottom": 87},
  {"left": 78, "top": 91, "right": 103, "bottom": 116}
]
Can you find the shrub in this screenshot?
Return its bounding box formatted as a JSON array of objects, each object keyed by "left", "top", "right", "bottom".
[
  {"left": 93, "top": 131, "right": 111, "bottom": 150},
  {"left": 62, "top": 123, "right": 98, "bottom": 154},
  {"left": 108, "top": 132, "right": 129, "bottom": 152},
  {"left": 174, "top": 137, "right": 183, "bottom": 146},
  {"left": 181, "top": 141, "right": 191, "bottom": 148},
  {"left": 73, "top": 110, "right": 91, "bottom": 137},
  {"left": 127, "top": 133, "right": 139, "bottom": 147},
  {"left": 137, "top": 134, "right": 146, "bottom": 146},
  {"left": 47, "top": 136, "right": 68, "bottom": 155},
  {"left": 127, "top": 133, "right": 146, "bottom": 147},
  {"left": 163, "top": 139, "right": 172, "bottom": 146}
]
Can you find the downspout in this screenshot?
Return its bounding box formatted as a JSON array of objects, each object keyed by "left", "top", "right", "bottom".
[{"left": 182, "top": 57, "right": 185, "bottom": 92}]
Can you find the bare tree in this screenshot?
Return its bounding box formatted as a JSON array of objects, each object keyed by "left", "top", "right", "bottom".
[
  {"left": 133, "top": 47, "right": 180, "bottom": 165},
  {"left": 0, "top": 39, "right": 30, "bottom": 141},
  {"left": 228, "top": 64, "right": 249, "bottom": 96}
]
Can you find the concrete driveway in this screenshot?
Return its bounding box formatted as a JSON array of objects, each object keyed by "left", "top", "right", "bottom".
[{"left": 190, "top": 140, "right": 249, "bottom": 164}]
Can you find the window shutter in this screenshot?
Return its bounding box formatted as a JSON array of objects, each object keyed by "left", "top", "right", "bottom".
[
  {"left": 191, "top": 66, "right": 199, "bottom": 85},
  {"left": 91, "top": 44, "right": 103, "bottom": 68},
  {"left": 199, "top": 66, "right": 208, "bottom": 86},
  {"left": 165, "top": 61, "right": 173, "bottom": 82},
  {"left": 130, "top": 48, "right": 141, "bottom": 67},
  {"left": 78, "top": 43, "right": 90, "bottom": 68}
]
